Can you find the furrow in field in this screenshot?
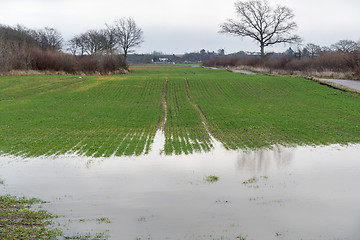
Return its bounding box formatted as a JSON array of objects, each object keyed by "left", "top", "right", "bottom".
[
  {"left": 101, "top": 128, "right": 127, "bottom": 157},
  {"left": 188, "top": 73, "right": 288, "bottom": 149},
  {"left": 114, "top": 129, "right": 135, "bottom": 156},
  {"left": 211, "top": 76, "right": 296, "bottom": 148},
  {"left": 209, "top": 79, "right": 264, "bottom": 147},
  {"left": 92, "top": 128, "right": 118, "bottom": 158},
  {"left": 157, "top": 79, "right": 168, "bottom": 131},
  {"left": 221, "top": 77, "right": 309, "bottom": 146},
  {"left": 185, "top": 78, "right": 235, "bottom": 149}
]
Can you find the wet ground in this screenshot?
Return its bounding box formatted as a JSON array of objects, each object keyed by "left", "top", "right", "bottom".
[{"left": 0, "top": 133, "right": 360, "bottom": 239}]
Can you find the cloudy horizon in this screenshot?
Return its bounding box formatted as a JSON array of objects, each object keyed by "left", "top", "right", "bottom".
[{"left": 1, "top": 0, "right": 359, "bottom": 54}]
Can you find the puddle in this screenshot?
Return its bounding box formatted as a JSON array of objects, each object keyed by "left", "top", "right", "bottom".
[{"left": 1, "top": 137, "right": 360, "bottom": 239}]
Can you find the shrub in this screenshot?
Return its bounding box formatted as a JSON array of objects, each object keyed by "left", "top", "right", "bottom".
[
  {"left": 77, "top": 56, "right": 99, "bottom": 73},
  {"left": 1, "top": 38, "right": 127, "bottom": 75}
]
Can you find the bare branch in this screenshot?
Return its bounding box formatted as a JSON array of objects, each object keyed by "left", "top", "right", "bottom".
[
  {"left": 220, "top": 0, "right": 300, "bottom": 56},
  {"left": 108, "top": 18, "right": 144, "bottom": 64}
]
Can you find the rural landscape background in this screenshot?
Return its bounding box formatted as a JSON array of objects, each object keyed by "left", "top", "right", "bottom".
[{"left": 0, "top": 0, "right": 360, "bottom": 239}]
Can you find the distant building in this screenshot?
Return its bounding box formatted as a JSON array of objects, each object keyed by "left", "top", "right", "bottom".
[
  {"left": 151, "top": 57, "right": 174, "bottom": 64},
  {"left": 246, "top": 51, "right": 261, "bottom": 56},
  {"left": 285, "top": 47, "right": 295, "bottom": 56}
]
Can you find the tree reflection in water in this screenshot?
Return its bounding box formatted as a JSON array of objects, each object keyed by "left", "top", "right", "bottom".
[{"left": 236, "top": 145, "right": 294, "bottom": 173}]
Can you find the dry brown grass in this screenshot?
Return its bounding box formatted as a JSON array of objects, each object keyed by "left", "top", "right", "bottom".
[
  {"left": 1, "top": 68, "right": 130, "bottom": 76},
  {"left": 203, "top": 50, "right": 360, "bottom": 80},
  {"left": 2, "top": 69, "right": 69, "bottom": 76},
  {"left": 233, "top": 66, "right": 357, "bottom": 80}
]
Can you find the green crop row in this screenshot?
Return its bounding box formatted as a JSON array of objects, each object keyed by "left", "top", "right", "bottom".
[{"left": 1, "top": 66, "right": 360, "bottom": 157}]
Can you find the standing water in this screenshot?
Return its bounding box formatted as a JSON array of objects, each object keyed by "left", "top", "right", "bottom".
[{"left": 0, "top": 133, "right": 359, "bottom": 239}]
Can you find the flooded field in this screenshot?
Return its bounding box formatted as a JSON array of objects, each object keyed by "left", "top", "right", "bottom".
[
  {"left": 2, "top": 67, "right": 360, "bottom": 158},
  {"left": 1, "top": 133, "right": 359, "bottom": 239}
]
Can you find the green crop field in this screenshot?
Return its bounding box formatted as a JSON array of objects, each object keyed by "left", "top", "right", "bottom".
[{"left": 1, "top": 65, "right": 360, "bottom": 157}]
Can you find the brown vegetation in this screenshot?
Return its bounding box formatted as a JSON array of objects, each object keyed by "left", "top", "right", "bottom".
[
  {"left": 0, "top": 42, "right": 127, "bottom": 75},
  {"left": 0, "top": 24, "right": 129, "bottom": 75},
  {"left": 203, "top": 50, "right": 360, "bottom": 80},
  {"left": 0, "top": 43, "right": 127, "bottom": 75}
]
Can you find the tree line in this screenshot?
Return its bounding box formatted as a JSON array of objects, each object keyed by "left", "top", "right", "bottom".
[
  {"left": 0, "top": 18, "right": 143, "bottom": 74},
  {"left": 67, "top": 18, "right": 143, "bottom": 62},
  {"left": 203, "top": 0, "right": 360, "bottom": 79},
  {"left": 1, "top": 0, "right": 359, "bottom": 76},
  {"left": 203, "top": 40, "right": 360, "bottom": 79}
]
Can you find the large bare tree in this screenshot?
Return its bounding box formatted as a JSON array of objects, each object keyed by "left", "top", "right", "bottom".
[
  {"left": 220, "top": 0, "right": 300, "bottom": 56},
  {"left": 331, "top": 40, "right": 358, "bottom": 53},
  {"left": 108, "top": 18, "right": 144, "bottom": 64}
]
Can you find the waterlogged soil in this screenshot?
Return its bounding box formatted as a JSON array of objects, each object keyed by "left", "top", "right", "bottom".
[{"left": 0, "top": 134, "right": 360, "bottom": 239}]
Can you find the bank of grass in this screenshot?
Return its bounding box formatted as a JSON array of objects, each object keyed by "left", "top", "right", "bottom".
[{"left": 0, "top": 65, "right": 360, "bottom": 157}]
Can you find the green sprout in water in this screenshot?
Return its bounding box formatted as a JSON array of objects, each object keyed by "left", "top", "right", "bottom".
[
  {"left": 236, "top": 234, "right": 247, "bottom": 240},
  {"left": 96, "top": 217, "right": 111, "bottom": 224},
  {"left": 138, "top": 217, "right": 147, "bottom": 222},
  {"left": 205, "top": 175, "right": 219, "bottom": 183},
  {"left": 243, "top": 177, "right": 257, "bottom": 185},
  {"left": 243, "top": 176, "right": 268, "bottom": 185}
]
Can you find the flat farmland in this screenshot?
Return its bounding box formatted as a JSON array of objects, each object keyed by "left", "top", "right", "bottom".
[{"left": 1, "top": 65, "right": 360, "bottom": 157}]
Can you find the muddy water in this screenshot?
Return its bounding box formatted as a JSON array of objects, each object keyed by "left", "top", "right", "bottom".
[{"left": 0, "top": 133, "right": 360, "bottom": 239}]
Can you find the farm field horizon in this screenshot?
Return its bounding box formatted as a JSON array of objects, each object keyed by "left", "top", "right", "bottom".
[{"left": 1, "top": 65, "right": 360, "bottom": 158}]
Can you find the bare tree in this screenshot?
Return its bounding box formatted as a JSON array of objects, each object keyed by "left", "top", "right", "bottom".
[
  {"left": 103, "top": 27, "right": 117, "bottom": 54},
  {"left": 331, "top": 40, "right": 358, "bottom": 53},
  {"left": 83, "top": 30, "right": 107, "bottom": 55},
  {"left": 220, "top": 0, "right": 300, "bottom": 57},
  {"left": 321, "top": 46, "right": 332, "bottom": 53},
  {"left": 109, "top": 18, "right": 144, "bottom": 63},
  {"left": 32, "top": 27, "right": 63, "bottom": 51},
  {"left": 67, "top": 36, "right": 82, "bottom": 55},
  {"left": 68, "top": 30, "right": 108, "bottom": 56},
  {"left": 304, "top": 43, "right": 321, "bottom": 57},
  {"left": 0, "top": 24, "right": 36, "bottom": 45}
]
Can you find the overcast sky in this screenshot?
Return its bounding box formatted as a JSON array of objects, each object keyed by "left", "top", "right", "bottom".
[{"left": 0, "top": 0, "right": 359, "bottom": 54}]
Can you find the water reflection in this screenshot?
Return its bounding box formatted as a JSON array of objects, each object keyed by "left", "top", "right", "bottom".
[
  {"left": 1, "top": 144, "right": 360, "bottom": 239},
  {"left": 236, "top": 145, "right": 293, "bottom": 172}
]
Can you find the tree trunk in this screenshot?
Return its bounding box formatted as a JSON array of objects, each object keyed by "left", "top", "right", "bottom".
[
  {"left": 123, "top": 47, "right": 128, "bottom": 65},
  {"left": 260, "top": 43, "right": 265, "bottom": 57}
]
